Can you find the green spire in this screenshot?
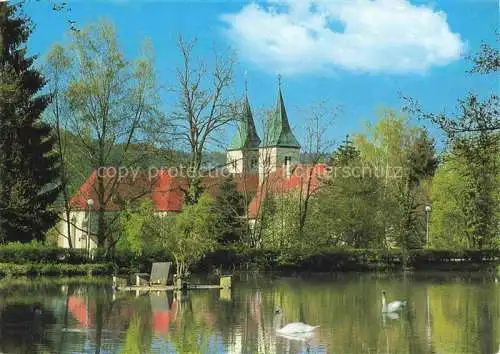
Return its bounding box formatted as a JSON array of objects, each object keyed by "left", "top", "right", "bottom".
[
  {"left": 261, "top": 84, "right": 301, "bottom": 148},
  {"left": 228, "top": 94, "right": 261, "bottom": 151}
]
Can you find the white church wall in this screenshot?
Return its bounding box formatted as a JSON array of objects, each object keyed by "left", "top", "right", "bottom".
[
  {"left": 57, "top": 210, "right": 98, "bottom": 249},
  {"left": 57, "top": 210, "right": 178, "bottom": 249},
  {"left": 227, "top": 149, "right": 259, "bottom": 174},
  {"left": 258, "top": 146, "right": 300, "bottom": 182}
]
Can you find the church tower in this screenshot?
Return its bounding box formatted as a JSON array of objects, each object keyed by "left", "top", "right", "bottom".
[
  {"left": 259, "top": 81, "right": 300, "bottom": 182},
  {"left": 226, "top": 94, "right": 261, "bottom": 174}
]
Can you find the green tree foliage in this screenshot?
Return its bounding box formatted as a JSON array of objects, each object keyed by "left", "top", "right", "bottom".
[
  {"left": 451, "top": 131, "right": 499, "bottom": 248},
  {"left": 262, "top": 119, "right": 438, "bottom": 251},
  {"left": 163, "top": 193, "right": 217, "bottom": 277},
  {"left": 405, "top": 39, "right": 499, "bottom": 249},
  {"left": 408, "top": 130, "right": 439, "bottom": 185},
  {"left": 46, "top": 20, "right": 160, "bottom": 249},
  {"left": 0, "top": 3, "right": 61, "bottom": 242},
  {"left": 431, "top": 147, "right": 500, "bottom": 249},
  {"left": 399, "top": 130, "right": 438, "bottom": 249},
  {"left": 261, "top": 192, "right": 301, "bottom": 250},
  {"left": 45, "top": 44, "right": 80, "bottom": 248},
  {"left": 252, "top": 193, "right": 276, "bottom": 248},
  {"left": 213, "top": 176, "right": 246, "bottom": 245},
  {"left": 117, "top": 200, "right": 160, "bottom": 256},
  {"left": 430, "top": 153, "right": 470, "bottom": 248},
  {"left": 354, "top": 110, "right": 437, "bottom": 249},
  {"left": 309, "top": 139, "right": 385, "bottom": 248},
  {"left": 330, "top": 134, "right": 360, "bottom": 166}
]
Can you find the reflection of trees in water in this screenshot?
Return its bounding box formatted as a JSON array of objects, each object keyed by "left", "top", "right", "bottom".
[
  {"left": 225, "top": 275, "right": 500, "bottom": 354},
  {"left": 167, "top": 292, "right": 213, "bottom": 353},
  {"left": 0, "top": 275, "right": 497, "bottom": 354},
  {"left": 209, "top": 274, "right": 500, "bottom": 354},
  {"left": 55, "top": 284, "right": 129, "bottom": 354},
  {"left": 0, "top": 302, "right": 57, "bottom": 353},
  {"left": 121, "top": 296, "right": 153, "bottom": 354}
]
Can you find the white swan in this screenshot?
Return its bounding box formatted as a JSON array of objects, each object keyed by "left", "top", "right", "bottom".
[
  {"left": 381, "top": 290, "right": 407, "bottom": 313},
  {"left": 276, "top": 331, "right": 315, "bottom": 342},
  {"left": 275, "top": 307, "right": 319, "bottom": 334}
]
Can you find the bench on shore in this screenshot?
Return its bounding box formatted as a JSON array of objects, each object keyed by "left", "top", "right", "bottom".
[
  {"left": 111, "top": 262, "right": 172, "bottom": 289},
  {"left": 135, "top": 262, "right": 171, "bottom": 286}
]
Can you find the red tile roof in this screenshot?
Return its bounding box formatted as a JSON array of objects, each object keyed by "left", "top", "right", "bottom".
[
  {"left": 69, "top": 168, "right": 260, "bottom": 212},
  {"left": 69, "top": 164, "right": 328, "bottom": 218},
  {"left": 248, "top": 164, "right": 328, "bottom": 219}
]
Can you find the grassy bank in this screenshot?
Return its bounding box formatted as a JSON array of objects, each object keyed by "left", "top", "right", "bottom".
[
  {"left": 0, "top": 243, "right": 497, "bottom": 276},
  {"left": 194, "top": 247, "right": 499, "bottom": 273},
  {"left": 102, "top": 247, "right": 499, "bottom": 273}
]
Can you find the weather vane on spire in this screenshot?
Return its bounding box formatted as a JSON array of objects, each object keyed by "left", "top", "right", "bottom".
[{"left": 277, "top": 73, "right": 282, "bottom": 88}]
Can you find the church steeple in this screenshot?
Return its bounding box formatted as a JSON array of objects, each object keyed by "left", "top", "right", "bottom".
[
  {"left": 228, "top": 94, "right": 261, "bottom": 151},
  {"left": 261, "top": 81, "right": 300, "bottom": 148},
  {"left": 257, "top": 79, "right": 301, "bottom": 182}
]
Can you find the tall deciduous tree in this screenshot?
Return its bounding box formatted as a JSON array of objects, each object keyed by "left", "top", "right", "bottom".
[
  {"left": 45, "top": 44, "right": 76, "bottom": 247},
  {"left": 355, "top": 110, "right": 437, "bottom": 249},
  {"left": 167, "top": 36, "right": 236, "bottom": 205},
  {"left": 297, "top": 101, "right": 336, "bottom": 235},
  {"left": 404, "top": 37, "right": 499, "bottom": 248},
  {"left": 50, "top": 21, "right": 160, "bottom": 249},
  {"left": 0, "top": 3, "right": 61, "bottom": 242},
  {"left": 430, "top": 153, "right": 471, "bottom": 248}
]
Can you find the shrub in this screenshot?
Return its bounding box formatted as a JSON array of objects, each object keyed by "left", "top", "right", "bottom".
[
  {"left": 0, "top": 242, "right": 88, "bottom": 264},
  {"left": 0, "top": 263, "right": 113, "bottom": 276},
  {"left": 194, "top": 247, "right": 498, "bottom": 273}
]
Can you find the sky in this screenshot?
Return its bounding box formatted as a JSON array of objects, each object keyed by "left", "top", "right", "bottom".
[{"left": 24, "top": 0, "right": 499, "bottom": 151}]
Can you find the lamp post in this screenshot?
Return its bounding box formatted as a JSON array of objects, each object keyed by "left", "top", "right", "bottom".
[
  {"left": 87, "top": 198, "right": 94, "bottom": 259},
  {"left": 425, "top": 205, "right": 431, "bottom": 248}
]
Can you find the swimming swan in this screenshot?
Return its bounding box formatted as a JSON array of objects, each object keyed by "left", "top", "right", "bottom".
[
  {"left": 276, "top": 331, "right": 315, "bottom": 342},
  {"left": 275, "top": 307, "right": 320, "bottom": 334},
  {"left": 381, "top": 291, "right": 407, "bottom": 313}
]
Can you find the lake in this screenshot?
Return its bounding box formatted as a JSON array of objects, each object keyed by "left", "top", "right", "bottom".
[{"left": 0, "top": 272, "right": 497, "bottom": 354}]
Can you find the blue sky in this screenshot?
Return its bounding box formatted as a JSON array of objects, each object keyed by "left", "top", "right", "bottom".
[{"left": 25, "top": 0, "right": 498, "bottom": 151}]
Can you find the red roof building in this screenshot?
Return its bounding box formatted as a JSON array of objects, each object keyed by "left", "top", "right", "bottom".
[{"left": 59, "top": 83, "right": 330, "bottom": 248}]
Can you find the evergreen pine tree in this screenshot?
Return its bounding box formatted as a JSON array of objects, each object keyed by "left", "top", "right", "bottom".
[
  {"left": 0, "top": 3, "right": 60, "bottom": 242},
  {"left": 408, "top": 130, "right": 439, "bottom": 186},
  {"left": 331, "top": 134, "right": 360, "bottom": 166}
]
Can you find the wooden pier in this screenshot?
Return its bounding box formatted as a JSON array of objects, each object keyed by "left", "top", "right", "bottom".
[
  {"left": 113, "top": 274, "right": 232, "bottom": 292},
  {"left": 116, "top": 283, "right": 226, "bottom": 291},
  {"left": 112, "top": 262, "right": 232, "bottom": 292}
]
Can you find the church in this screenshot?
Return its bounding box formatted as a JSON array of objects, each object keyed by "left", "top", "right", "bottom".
[
  {"left": 57, "top": 83, "right": 327, "bottom": 249},
  {"left": 226, "top": 83, "right": 301, "bottom": 181}
]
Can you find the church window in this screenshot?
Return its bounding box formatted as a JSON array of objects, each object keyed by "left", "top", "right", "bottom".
[{"left": 251, "top": 157, "right": 258, "bottom": 168}]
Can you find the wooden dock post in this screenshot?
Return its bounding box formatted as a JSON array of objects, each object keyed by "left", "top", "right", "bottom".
[{"left": 219, "top": 275, "right": 232, "bottom": 289}]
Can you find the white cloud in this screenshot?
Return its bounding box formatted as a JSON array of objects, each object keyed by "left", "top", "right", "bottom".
[{"left": 221, "top": 0, "right": 465, "bottom": 75}]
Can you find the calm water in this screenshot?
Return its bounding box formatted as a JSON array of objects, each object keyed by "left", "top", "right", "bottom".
[{"left": 0, "top": 273, "right": 498, "bottom": 354}]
